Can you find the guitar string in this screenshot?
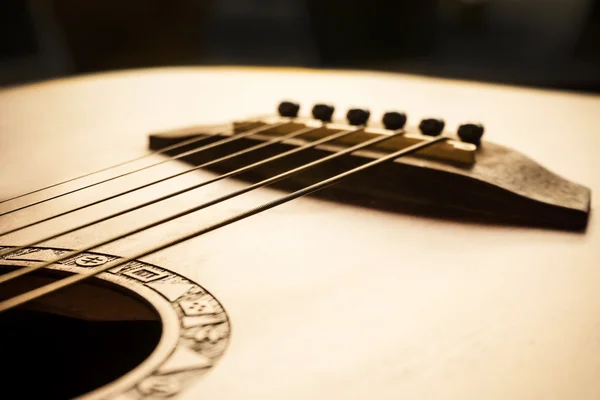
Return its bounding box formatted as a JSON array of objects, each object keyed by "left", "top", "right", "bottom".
[
  {"left": 0, "top": 136, "right": 447, "bottom": 312},
  {"left": 0, "top": 121, "right": 277, "bottom": 215},
  {"left": 0, "top": 120, "right": 260, "bottom": 205},
  {"left": 0, "top": 129, "right": 403, "bottom": 285},
  {"left": 0, "top": 121, "right": 286, "bottom": 217},
  {"left": 0, "top": 125, "right": 360, "bottom": 262},
  {"left": 0, "top": 124, "right": 326, "bottom": 240}
]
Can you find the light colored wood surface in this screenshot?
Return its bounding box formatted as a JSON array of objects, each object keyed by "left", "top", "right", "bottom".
[{"left": 1, "top": 67, "right": 600, "bottom": 399}]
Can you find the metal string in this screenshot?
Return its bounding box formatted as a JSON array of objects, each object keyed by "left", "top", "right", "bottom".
[
  {"left": 0, "top": 121, "right": 261, "bottom": 205},
  {"left": 0, "top": 136, "right": 447, "bottom": 312},
  {"left": 0, "top": 124, "right": 324, "bottom": 240},
  {"left": 0, "top": 125, "right": 364, "bottom": 267},
  {"left": 0, "top": 121, "right": 287, "bottom": 217},
  {"left": 0, "top": 129, "right": 403, "bottom": 284}
]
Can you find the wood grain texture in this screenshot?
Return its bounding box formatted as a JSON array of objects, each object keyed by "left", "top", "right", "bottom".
[{"left": 1, "top": 67, "right": 600, "bottom": 399}]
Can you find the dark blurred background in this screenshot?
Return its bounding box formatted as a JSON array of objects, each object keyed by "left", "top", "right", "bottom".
[{"left": 1, "top": 0, "right": 599, "bottom": 92}]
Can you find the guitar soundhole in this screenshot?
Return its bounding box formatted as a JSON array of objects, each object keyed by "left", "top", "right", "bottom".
[{"left": 0, "top": 268, "right": 162, "bottom": 399}]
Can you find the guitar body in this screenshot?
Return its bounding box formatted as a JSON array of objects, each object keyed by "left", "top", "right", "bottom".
[{"left": 1, "top": 67, "right": 599, "bottom": 399}]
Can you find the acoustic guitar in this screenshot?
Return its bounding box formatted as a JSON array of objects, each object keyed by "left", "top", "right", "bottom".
[{"left": 0, "top": 67, "right": 598, "bottom": 399}]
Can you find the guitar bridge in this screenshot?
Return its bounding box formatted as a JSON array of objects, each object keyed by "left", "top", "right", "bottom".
[{"left": 149, "top": 104, "right": 591, "bottom": 231}]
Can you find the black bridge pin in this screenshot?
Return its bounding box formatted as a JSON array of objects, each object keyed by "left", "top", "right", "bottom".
[
  {"left": 458, "top": 123, "right": 485, "bottom": 145},
  {"left": 277, "top": 101, "right": 300, "bottom": 118},
  {"left": 382, "top": 112, "right": 407, "bottom": 130},
  {"left": 419, "top": 118, "right": 445, "bottom": 136},
  {"left": 312, "top": 104, "right": 335, "bottom": 122},
  {"left": 346, "top": 108, "right": 371, "bottom": 126}
]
